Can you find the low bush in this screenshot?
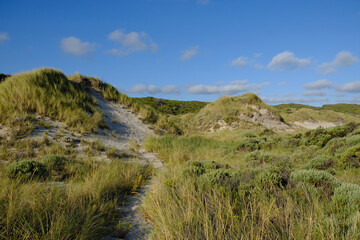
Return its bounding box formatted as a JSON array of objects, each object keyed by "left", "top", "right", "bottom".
[
  {"left": 5, "top": 160, "right": 48, "bottom": 180},
  {"left": 305, "top": 155, "right": 334, "bottom": 170},
  {"left": 339, "top": 145, "right": 360, "bottom": 168},
  {"left": 246, "top": 150, "right": 274, "bottom": 164},
  {"left": 237, "top": 138, "right": 261, "bottom": 152},
  {"left": 332, "top": 183, "right": 360, "bottom": 216},
  {"left": 290, "top": 169, "right": 340, "bottom": 196},
  {"left": 41, "top": 154, "right": 69, "bottom": 171},
  {"left": 346, "top": 135, "right": 360, "bottom": 146}
]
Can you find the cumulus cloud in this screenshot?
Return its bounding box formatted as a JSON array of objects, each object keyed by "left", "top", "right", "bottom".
[
  {"left": 0, "top": 32, "right": 9, "bottom": 43},
  {"left": 186, "top": 80, "right": 269, "bottom": 95},
  {"left": 180, "top": 46, "right": 199, "bottom": 60},
  {"left": 302, "top": 90, "right": 327, "bottom": 96},
  {"left": 262, "top": 96, "right": 328, "bottom": 104},
  {"left": 303, "top": 79, "right": 332, "bottom": 89},
  {"left": 106, "top": 29, "right": 158, "bottom": 56},
  {"left": 231, "top": 57, "right": 247, "bottom": 68},
  {"left": 162, "top": 85, "right": 180, "bottom": 94},
  {"left": 61, "top": 37, "right": 96, "bottom": 56},
  {"left": 267, "top": 51, "right": 310, "bottom": 71},
  {"left": 336, "top": 95, "right": 360, "bottom": 104},
  {"left": 127, "top": 84, "right": 180, "bottom": 95},
  {"left": 318, "top": 51, "right": 359, "bottom": 74},
  {"left": 334, "top": 81, "right": 360, "bottom": 93}
]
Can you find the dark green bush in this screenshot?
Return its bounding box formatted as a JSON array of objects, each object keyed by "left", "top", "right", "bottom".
[
  {"left": 246, "top": 150, "right": 274, "bottom": 165},
  {"left": 290, "top": 169, "right": 340, "bottom": 195},
  {"left": 332, "top": 183, "right": 360, "bottom": 216},
  {"left": 6, "top": 160, "right": 48, "bottom": 180},
  {"left": 182, "top": 161, "right": 226, "bottom": 177},
  {"left": 305, "top": 155, "right": 334, "bottom": 170},
  {"left": 339, "top": 145, "right": 360, "bottom": 169},
  {"left": 237, "top": 138, "right": 261, "bottom": 152},
  {"left": 41, "top": 155, "right": 69, "bottom": 171},
  {"left": 198, "top": 168, "right": 242, "bottom": 188},
  {"left": 346, "top": 135, "right": 360, "bottom": 147}
]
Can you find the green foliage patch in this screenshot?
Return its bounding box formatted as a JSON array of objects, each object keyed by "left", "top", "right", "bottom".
[{"left": 5, "top": 160, "right": 48, "bottom": 180}]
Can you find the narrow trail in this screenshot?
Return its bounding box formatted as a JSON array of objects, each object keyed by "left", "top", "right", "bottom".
[{"left": 91, "top": 91, "right": 163, "bottom": 240}]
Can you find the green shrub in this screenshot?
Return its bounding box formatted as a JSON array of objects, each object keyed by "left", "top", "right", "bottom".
[
  {"left": 237, "top": 138, "right": 261, "bottom": 152},
  {"left": 259, "top": 128, "right": 275, "bottom": 136},
  {"left": 339, "top": 145, "right": 360, "bottom": 168},
  {"left": 182, "top": 161, "right": 225, "bottom": 177},
  {"left": 332, "top": 183, "right": 360, "bottom": 216},
  {"left": 305, "top": 155, "right": 334, "bottom": 170},
  {"left": 246, "top": 150, "right": 274, "bottom": 164},
  {"left": 290, "top": 169, "right": 340, "bottom": 194},
  {"left": 6, "top": 160, "right": 48, "bottom": 180},
  {"left": 198, "top": 168, "right": 242, "bottom": 188},
  {"left": 255, "top": 168, "right": 283, "bottom": 189},
  {"left": 346, "top": 135, "right": 360, "bottom": 146},
  {"left": 41, "top": 155, "right": 69, "bottom": 171}
]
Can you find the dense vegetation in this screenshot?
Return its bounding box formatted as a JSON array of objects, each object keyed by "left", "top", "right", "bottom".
[
  {"left": 143, "top": 123, "right": 360, "bottom": 239},
  {"left": 275, "top": 103, "right": 360, "bottom": 116},
  {"left": 135, "top": 97, "right": 208, "bottom": 115}
]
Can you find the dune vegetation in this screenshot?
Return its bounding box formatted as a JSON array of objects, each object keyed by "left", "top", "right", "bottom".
[
  {"left": 143, "top": 123, "right": 360, "bottom": 239},
  {"left": 1, "top": 68, "right": 360, "bottom": 239},
  {"left": 0, "top": 69, "right": 106, "bottom": 133},
  {"left": 0, "top": 124, "right": 153, "bottom": 239}
]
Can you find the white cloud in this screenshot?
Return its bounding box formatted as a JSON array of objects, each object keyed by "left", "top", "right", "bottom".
[
  {"left": 187, "top": 80, "right": 269, "bottom": 95},
  {"left": 180, "top": 46, "right": 199, "bottom": 60},
  {"left": 127, "top": 84, "right": 147, "bottom": 93},
  {"left": 303, "top": 79, "right": 332, "bottom": 89},
  {"left": 61, "top": 37, "right": 96, "bottom": 56},
  {"left": 148, "top": 85, "right": 161, "bottom": 94},
  {"left": 262, "top": 96, "right": 328, "bottom": 104},
  {"left": 267, "top": 51, "right": 310, "bottom": 71},
  {"left": 318, "top": 51, "right": 359, "bottom": 74},
  {"left": 302, "top": 90, "right": 327, "bottom": 96},
  {"left": 231, "top": 57, "right": 247, "bottom": 68},
  {"left": 334, "top": 80, "right": 360, "bottom": 93},
  {"left": 197, "top": 0, "right": 210, "bottom": 5},
  {"left": 336, "top": 95, "right": 360, "bottom": 104},
  {"left": 106, "top": 29, "right": 158, "bottom": 56},
  {"left": 162, "top": 85, "right": 180, "bottom": 94},
  {"left": 127, "top": 84, "right": 180, "bottom": 94},
  {"left": 0, "top": 32, "right": 9, "bottom": 43},
  {"left": 278, "top": 81, "right": 287, "bottom": 86}
]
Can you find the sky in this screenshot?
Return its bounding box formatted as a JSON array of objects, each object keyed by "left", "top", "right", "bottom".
[{"left": 0, "top": 0, "right": 359, "bottom": 106}]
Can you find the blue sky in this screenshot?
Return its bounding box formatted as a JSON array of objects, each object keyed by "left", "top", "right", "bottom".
[{"left": 0, "top": 0, "right": 359, "bottom": 105}]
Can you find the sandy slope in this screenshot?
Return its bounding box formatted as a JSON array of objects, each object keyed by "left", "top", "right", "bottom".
[
  {"left": 91, "top": 91, "right": 163, "bottom": 240},
  {"left": 25, "top": 91, "right": 162, "bottom": 240}
]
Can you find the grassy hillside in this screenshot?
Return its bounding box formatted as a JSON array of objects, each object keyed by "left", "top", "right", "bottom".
[
  {"left": 275, "top": 103, "right": 360, "bottom": 124},
  {"left": 177, "top": 93, "right": 284, "bottom": 134},
  {"left": 0, "top": 69, "right": 106, "bottom": 133},
  {"left": 135, "top": 97, "right": 208, "bottom": 115},
  {"left": 275, "top": 103, "right": 360, "bottom": 116},
  {"left": 144, "top": 123, "right": 360, "bottom": 239}
]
